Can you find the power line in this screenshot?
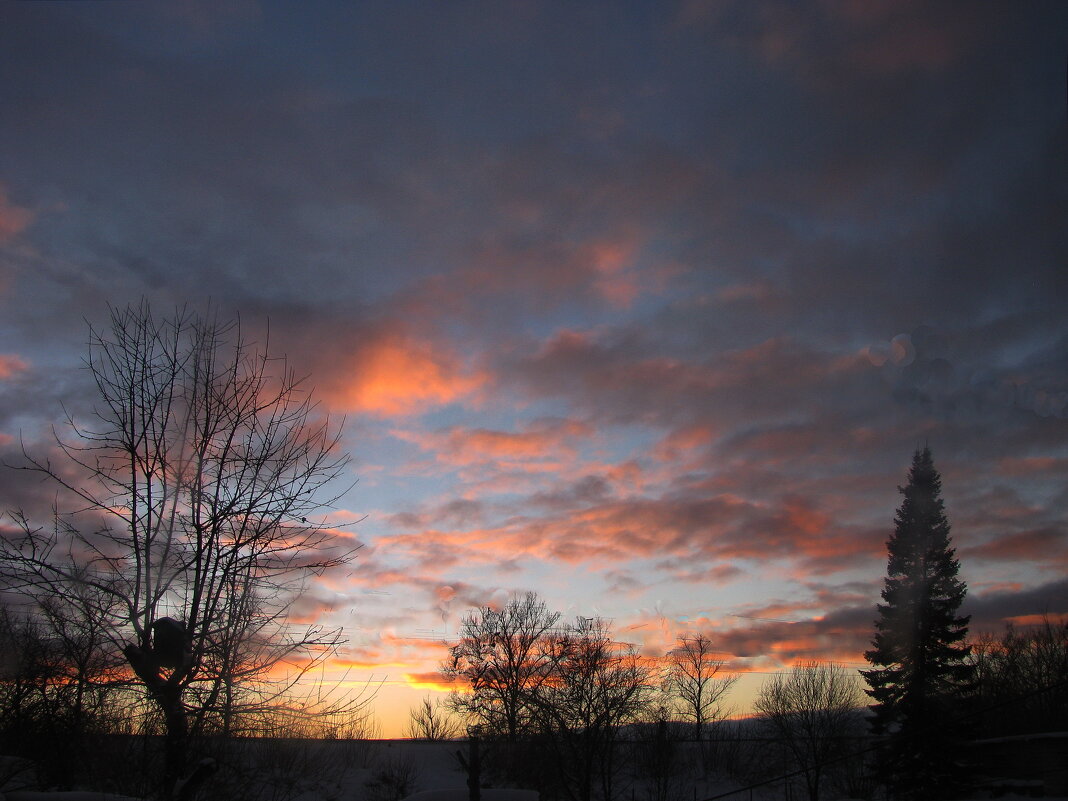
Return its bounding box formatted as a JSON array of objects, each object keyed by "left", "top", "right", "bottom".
[{"left": 729, "top": 614, "right": 801, "bottom": 624}]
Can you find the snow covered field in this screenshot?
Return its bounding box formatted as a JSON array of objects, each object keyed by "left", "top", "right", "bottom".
[
  {"left": 0, "top": 739, "right": 776, "bottom": 801},
  {"left": 3, "top": 739, "right": 1066, "bottom": 801}
]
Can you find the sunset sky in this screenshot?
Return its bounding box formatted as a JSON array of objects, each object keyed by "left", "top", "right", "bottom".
[{"left": 1, "top": 1, "right": 1066, "bottom": 736}]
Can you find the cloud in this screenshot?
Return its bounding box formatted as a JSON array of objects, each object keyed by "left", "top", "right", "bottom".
[
  {"left": 506, "top": 328, "right": 876, "bottom": 433},
  {"left": 395, "top": 418, "right": 593, "bottom": 468},
  {"left": 404, "top": 672, "right": 456, "bottom": 693},
  {"left": 322, "top": 332, "right": 486, "bottom": 417},
  {"left": 965, "top": 526, "right": 1068, "bottom": 567},
  {"left": 0, "top": 185, "right": 33, "bottom": 242},
  {"left": 654, "top": 561, "right": 745, "bottom": 586},
  {"left": 379, "top": 482, "right": 886, "bottom": 584},
  {"left": 0, "top": 355, "right": 29, "bottom": 380},
  {"left": 965, "top": 578, "right": 1068, "bottom": 633},
  {"left": 288, "top": 590, "right": 347, "bottom": 626},
  {"left": 601, "top": 569, "right": 648, "bottom": 598},
  {"left": 708, "top": 605, "right": 875, "bottom": 667}
]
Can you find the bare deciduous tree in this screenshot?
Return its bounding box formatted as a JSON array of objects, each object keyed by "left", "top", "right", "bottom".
[
  {"left": 443, "top": 592, "right": 560, "bottom": 741},
  {"left": 663, "top": 633, "right": 737, "bottom": 741},
  {"left": 754, "top": 661, "right": 864, "bottom": 801},
  {"left": 404, "top": 694, "right": 462, "bottom": 741},
  {"left": 531, "top": 617, "right": 655, "bottom": 801},
  {"left": 0, "top": 303, "right": 358, "bottom": 797},
  {"left": 969, "top": 616, "right": 1068, "bottom": 737},
  {"left": 0, "top": 591, "right": 132, "bottom": 788}
]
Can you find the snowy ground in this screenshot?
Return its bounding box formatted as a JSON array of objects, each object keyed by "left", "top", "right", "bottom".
[{"left": 3, "top": 740, "right": 1066, "bottom": 801}]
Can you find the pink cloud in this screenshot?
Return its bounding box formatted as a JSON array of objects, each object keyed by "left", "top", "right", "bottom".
[
  {"left": 710, "top": 607, "right": 874, "bottom": 667},
  {"left": 380, "top": 487, "right": 879, "bottom": 582},
  {"left": 395, "top": 418, "right": 593, "bottom": 468},
  {"left": 586, "top": 237, "right": 644, "bottom": 308},
  {"left": 513, "top": 329, "right": 869, "bottom": 432},
  {"left": 655, "top": 561, "right": 745, "bottom": 585},
  {"left": 334, "top": 630, "right": 456, "bottom": 678},
  {"left": 287, "top": 592, "right": 345, "bottom": 625},
  {"left": 0, "top": 186, "right": 33, "bottom": 242},
  {"left": 651, "top": 424, "right": 717, "bottom": 464},
  {"left": 322, "top": 332, "right": 486, "bottom": 417},
  {"left": 0, "top": 354, "right": 29, "bottom": 379}
]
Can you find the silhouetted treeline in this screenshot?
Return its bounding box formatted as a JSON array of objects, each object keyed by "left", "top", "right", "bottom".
[
  {"left": 969, "top": 616, "right": 1068, "bottom": 738},
  {"left": 440, "top": 594, "right": 743, "bottom": 801}
]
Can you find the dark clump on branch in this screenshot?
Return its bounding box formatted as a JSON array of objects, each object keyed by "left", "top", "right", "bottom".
[{"left": 152, "top": 617, "right": 189, "bottom": 670}]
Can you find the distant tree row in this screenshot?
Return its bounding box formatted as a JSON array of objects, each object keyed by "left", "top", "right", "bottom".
[
  {"left": 969, "top": 616, "right": 1068, "bottom": 737},
  {"left": 427, "top": 593, "right": 736, "bottom": 801},
  {"left": 439, "top": 595, "right": 738, "bottom": 744},
  {"left": 422, "top": 592, "right": 879, "bottom": 801}
]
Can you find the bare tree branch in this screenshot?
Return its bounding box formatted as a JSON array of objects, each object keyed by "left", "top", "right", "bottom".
[{"left": 0, "top": 301, "right": 363, "bottom": 798}]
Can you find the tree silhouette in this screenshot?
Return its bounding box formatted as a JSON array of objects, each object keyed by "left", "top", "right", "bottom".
[
  {"left": 863, "top": 447, "right": 973, "bottom": 799},
  {"left": 1, "top": 303, "right": 356, "bottom": 798},
  {"left": 529, "top": 617, "right": 655, "bottom": 801},
  {"left": 444, "top": 592, "right": 560, "bottom": 742},
  {"left": 755, "top": 661, "right": 864, "bottom": 801},
  {"left": 969, "top": 616, "right": 1068, "bottom": 737},
  {"left": 405, "top": 694, "right": 462, "bottom": 741},
  {"left": 663, "top": 633, "right": 737, "bottom": 741}
]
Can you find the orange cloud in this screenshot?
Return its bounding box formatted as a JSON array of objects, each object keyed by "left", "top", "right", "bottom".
[
  {"left": 383, "top": 489, "right": 855, "bottom": 577},
  {"left": 0, "top": 354, "right": 28, "bottom": 379},
  {"left": 588, "top": 239, "right": 642, "bottom": 307},
  {"left": 404, "top": 672, "right": 459, "bottom": 693},
  {"left": 0, "top": 186, "right": 33, "bottom": 242},
  {"left": 779, "top": 496, "right": 830, "bottom": 537},
  {"left": 652, "top": 424, "right": 716, "bottom": 463},
  {"left": 330, "top": 657, "right": 416, "bottom": 672},
  {"left": 713, "top": 616, "right": 872, "bottom": 667},
  {"left": 396, "top": 418, "right": 593, "bottom": 468},
  {"left": 329, "top": 333, "right": 486, "bottom": 417},
  {"left": 1004, "top": 614, "right": 1064, "bottom": 628},
  {"left": 769, "top": 636, "right": 823, "bottom": 655}
]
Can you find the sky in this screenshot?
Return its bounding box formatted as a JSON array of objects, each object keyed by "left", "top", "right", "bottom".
[{"left": 1, "top": 1, "right": 1066, "bottom": 737}]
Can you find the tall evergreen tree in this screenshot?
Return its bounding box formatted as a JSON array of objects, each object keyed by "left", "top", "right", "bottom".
[{"left": 863, "top": 447, "right": 973, "bottom": 799}]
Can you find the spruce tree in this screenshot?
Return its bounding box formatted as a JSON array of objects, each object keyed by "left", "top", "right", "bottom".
[{"left": 863, "top": 447, "right": 973, "bottom": 799}]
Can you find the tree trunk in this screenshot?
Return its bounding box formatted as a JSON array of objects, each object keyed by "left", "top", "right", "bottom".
[
  {"left": 125, "top": 643, "right": 188, "bottom": 799},
  {"left": 160, "top": 682, "right": 188, "bottom": 798}
]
